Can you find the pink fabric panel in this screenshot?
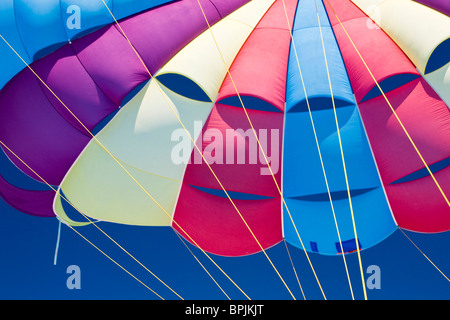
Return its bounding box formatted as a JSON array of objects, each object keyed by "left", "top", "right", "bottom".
[
  {"left": 358, "top": 78, "right": 450, "bottom": 184},
  {"left": 182, "top": 103, "right": 284, "bottom": 197},
  {"left": 173, "top": 184, "right": 282, "bottom": 256},
  {"left": 217, "top": 29, "right": 290, "bottom": 112},
  {"left": 254, "top": 0, "right": 298, "bottom": 29},
  {"left": 217, "top": 0, "right": 297, "bottom": 112},
  {"left": 386, "top": 167, "right": 450, "bottom": 232},
  {"left": 358, "top": 78, "right": 450, "bottom": 232}
]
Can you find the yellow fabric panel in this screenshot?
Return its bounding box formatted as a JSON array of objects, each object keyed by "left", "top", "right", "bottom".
[
  {"left": 53, "top": 195, "right": 91, "bottom": 227},
  {"left": 53, "top": 0, "right": 277, "bottom": 227},
  {"left": 351, "top": 0, "right": 450, "bottom": 74},
  {"left": 92, "top": 79, "right": 213, "bottom": 181},
  {"left": 424, "top": 63, "right": 450, "bottom": 108},
  {"left": 351, "top": 0, "right": 385, "bottom": 14},
  {"left": 54, "top": 140, "right": 179, "bottom": 226},
  {"left": 156, "top": 0, "right": 276, "bottom": 101}
]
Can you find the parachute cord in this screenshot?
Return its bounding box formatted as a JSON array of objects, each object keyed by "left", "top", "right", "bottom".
[
  {"left": 0, "top": 140, "right": 181, "bottom": 300},
  {"left": 53, "top": 218, "right": 62, "bottom": 266},
  {"left": 323, "top": 0, "right": 449, "bottom": 208},
  {"left": 283, "top": 240, "right": 306, "bottom": 300},
  {"left": 399, "top": 228, "right": 450, "bottom": 283},
  {"left": 282, "top": 0, "right": 355, "bottom": 299},
  {"left": 101, "top": 0, "right": 289, "bottom": 300},
  {"left": 173, "top": 230, "right": 231, "bottom": 300},
  {"left": 314, "top": 0, "right": 364, "bottom": 299},
  {"left": 65, "top": 220, "right": 166, "bottom": 300}
]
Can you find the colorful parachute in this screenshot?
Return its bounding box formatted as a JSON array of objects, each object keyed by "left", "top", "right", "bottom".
[{"left": 0, "top": 0, "right": 449, "bottom": 258}]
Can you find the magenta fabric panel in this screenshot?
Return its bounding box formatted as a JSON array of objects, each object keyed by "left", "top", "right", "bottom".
[
  {"left": 115, "top": 0, "right": 223, "bottom": 75},
  {"left": 209, "top": 0, "right": 251, "bottom": 17},
  {"left": 323, "top": 1, "right": 420, "bottom": 103},
  {"left": 413, "top": 0, "right": 450, "bottom": 16},
  {"left": 32, "top": 44, "right": 118, "bottom": 135},
  {"left": 386, "top": 167, "right": 450, "bottom": 232},
  {"left": 70, "top": 25, "right": 150, "bottom": 106},
  {"left": 0, "top": 69, "right": 91, "bottom": 186},
  {"left": 358, "top": 78, "right": 450, "bottom": 184},
  {"left": 217, "top": 0, "right": 298, "bottom": 112},
  {"left": 0, "top": 175, "right": 55, "bottom": 217},
  {"left": 358, "top": 78, "right": 450, "bottom": 232},
  {"left": 182, "top": 103, "right": 284, "bottom": 197}
]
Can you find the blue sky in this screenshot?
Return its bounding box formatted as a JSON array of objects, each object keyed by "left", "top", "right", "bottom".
[
  {"left": 1, "top": 127, "right": 450, "bottom": 300},
  {"left": 1, "top": 156, "right": 450, "bottom": 300}
]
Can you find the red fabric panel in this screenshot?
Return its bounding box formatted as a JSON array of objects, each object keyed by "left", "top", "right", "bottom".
[
  {"left": 255, "top": 0, "right": 298, "bottom": 29},
  {"left": 182, "top": 103, "right": 284, "bottom": 197},
  {"left": 216, "top": 0, "right": 297, "bottom": 112},
  {"left": 323, "top": 1, "right": 419, "bottom": 103},
  {"left": 172, "top": 184, "right": 282, "bottom": 256},
  {"left": 358, "top": 78, "right": 450, "bottom": 184},
  {"left": 386, "top": 167, "right": 450, "bottom": 232},
  {"left": 217, "top": 28, "right": 290, "bottom": 112},
  {"left": 358, "top": 78, "right": 450, "bottom": 232}
]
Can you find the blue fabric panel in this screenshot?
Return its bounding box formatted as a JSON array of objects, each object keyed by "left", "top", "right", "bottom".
[
  {"left": 292, "top": 0, "right": 329, "bottom": 31},
  {"left": 0, "top": 0, "right": 173, "bottom": 90},
  {"left": 112, "top": 0, "right": 175, "bottom": 20},
  {"left": 0, "top": 0, "right": 32, "bottom": 90},
  {"left": 14, "top": 0, "right": 69, "bottom": 61},
  {"left": 60, "top": 0, "right": 114, "bottom": 41},
  {"left": 282, "top": 0, "right": 396, "bottom": 255},
  {"left": 283, "top": 105, "right": 382, "bottom": 197},
  {"left": 286, "top": 26, "right": 354, "bottom": 112},
  {"left": 286, "top": 0, "right": 354, "bottom": 112},
  {"left": 283, "top": 188, "right": 396, "bottom": 255},
  {"left": 335, "top": 238, "right": 361, "bottom": 254}
]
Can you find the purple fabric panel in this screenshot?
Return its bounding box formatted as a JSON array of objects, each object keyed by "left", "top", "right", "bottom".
[
  {"left": 116, "top": 0, "right": 222, "bottom": 75},
  {"left": 0, "top": 69, "right": 90, "bottom": 186},
  {"left": 69, "top": 0, "right": 250, "bottom": 105},
  {"left": 414, "top": 0, "right": 450, "bottom": 16},
  {"left": 210, "top": 0, "right": 251, "bottom": 17},
  {"left": 0, "top": 175, "right": 55, "bottom": 217},
  {"left": 71, "top": 25, "right": 150, "bottom": 106},
  {"left": 32, "top": 44, "right": 118, "bottom": 135}
]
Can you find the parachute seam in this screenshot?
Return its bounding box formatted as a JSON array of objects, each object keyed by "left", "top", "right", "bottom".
[
  {"left": 68, "top": 41, "right": 121, "bottom": 108},
  {"left": 33, "top": 64, "right": 92, "bottom": 138},
  {"left": 11, "top": 0, "right": 32, "bottom": 62}
]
